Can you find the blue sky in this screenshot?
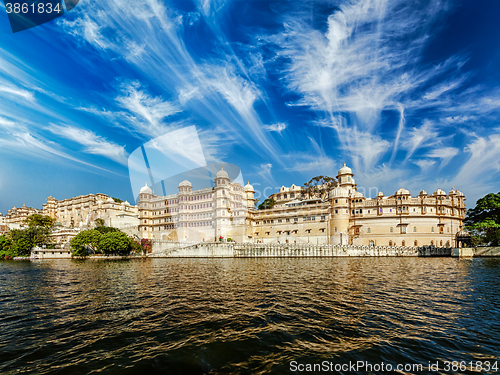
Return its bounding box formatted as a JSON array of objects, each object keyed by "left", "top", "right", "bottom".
[{"left": 1, "top": 0, "right": 500, "bottom": 214}]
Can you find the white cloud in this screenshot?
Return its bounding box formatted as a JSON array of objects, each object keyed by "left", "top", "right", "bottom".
[
  {"left": 426, "top": 147, "right": 459, "bottom": 167},
  {"left": 401, "top": 120, "right": 440, "bottom": 162},
  {"left": 115, "top": 81, "right": 182, "bottom": 137},
  {"left": 264, "top": 122, "right": 287, "bottom": 134},
  {"left": 48, "top": 124, "right": 128, "bottom": 165},
  {"left": 0, "top": 85, "right": 34, "bottom": 101},
  {"left": 413, "top": 159, "right": 436, "bottom": 171}
]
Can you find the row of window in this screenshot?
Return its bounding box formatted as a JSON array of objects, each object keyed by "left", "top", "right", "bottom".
[
  {"left": 180, "top": 194, "right": 213, "bottom": 202},
  {"left": 276, "top": 193, "right": 305, "bottom": 200},
  {"left": 256, "top": 216, "right": 326, "bottom": 225},
  {"left": 255, "top": 228, "right": 327, "bottom": 236},
  {"left": 384, "top": 240, "right": 450, "bottom": 247}
]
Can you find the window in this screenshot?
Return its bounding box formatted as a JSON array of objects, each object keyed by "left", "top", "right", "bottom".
[
  {"left": 334, "top": 227, "right": 337, "bottom": 232},
  {"left": 294, "top": 218, "right": 298, "bottom": 222},
  {"left": 286, "top": 218, "right": 290, "bottom": 222},
  {"left": 440, "top": 240, "right": 443, "bottom": 247},
  {"left": 335, "top": 210, "right": 338, "bottom": 214},
  {"left": 320, "top": 228, "right": 325, "bottom": 232},
  {"left": 414, "top": 240, "right": 418, "bottom": 246},
  {"left": 413, "top": 227, "right": 416, "bottom": 232},
  {"left": 277, "top": 194, "right": 281, "bottom": 200},
  {"left": 290, "top": 193, "right": 295, "bottom": 198},
  {"left": 389, "top": 240, "right": 393, "bottom": 246},
  {"left": 284, "top": 194, "right": 287, "bottom": 199},
  {"left": 303, "top": 217, "right": 307, "bottom": 221},
  {"left": 431, "top": 240, "right": 434, "bottom": 246},
  {"left": 367, "top": 228, "right": 371, "bottom": 233},
  {"left": 390, "top": 227, "right": 393, "bottom": 233},
  {"left": 401, "top": 226, "right": 406, "bottom": 233},
  {"left": 402, "top": 240, "right": 405, "bottom": 246},
  {"left": 335, "top": 199, "right": 338, "bottom": 203},
  {"left": 431, "top": 227, "right": 434, "bottom": 232},
  {"left": 321, "top": 215, "right": 325, "bottom": 220}
]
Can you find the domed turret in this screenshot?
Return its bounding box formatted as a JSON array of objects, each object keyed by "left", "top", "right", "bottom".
[
  {"left": 336, "top": 163, "right": 355, "bottom": 188},
  {"left": 433, "top": 188, "right": 446, "bottom": 196},
  {"left": 140, "top": 183, "right": 152, "bottom": 194},
  {"left": 179, "top": 180, "right": 192, "bottom": 187},
  {"left": 338, "top": 163, "right": 352, "bottom": 175},
  {"left": 244, "top": 181, "right": 254, "bottom": 192},
  {"left": 395, "top": 188, "right": 410, "bottom": 195},
  {"left": 216, "top": 166, "right": 229, "bottom": 179}
]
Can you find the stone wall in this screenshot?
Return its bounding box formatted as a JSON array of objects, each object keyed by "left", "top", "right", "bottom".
[{"left": 151, "top": 240, "right": 453, "bottom": 258}]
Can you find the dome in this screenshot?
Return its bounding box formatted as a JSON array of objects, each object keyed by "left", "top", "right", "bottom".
[
  {"left": 216, "top": 166, "right": 229, "bottom": 179},
  {"left": 179, "top": 180, "right": 192, "bottom": 187},
  {"left": 456, "top": 190, "right": 464, "bottom": 196},
  {"left": 419, "top": 190, "right": 427, "bottom": 196},
  {"left": 140, "top": 183, "right": 153, "bottom": 194},
  {"left": 352, "top": 191, "right": 364, "bottom": 198},
  {"left": 338, "top": 163, "right": 352, "bottom": 175},
  {"left": 244, "top": 181, "right": 254, "bottom": 191},
  {"left": 433, "top": 188, "right": 446, "bottom": 196},
  {"left": 456, "top": 228, "right": 471, "bottom": 238},
  {"left": 124, "top": 201, "right": 130, "bottom": 206},
  {"left": 395, "top": 188, "right": 410, "bottom": 195},
  {"left": 106, "top": 197, "right": 115, "bottom": 203},
  {"left": 377, "top": 191, "right": 384, "bottom": 197}
]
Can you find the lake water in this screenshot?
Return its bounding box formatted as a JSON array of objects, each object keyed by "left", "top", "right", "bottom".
[{"left": 1, "top": 258, "right": 499, "bottom": 374}]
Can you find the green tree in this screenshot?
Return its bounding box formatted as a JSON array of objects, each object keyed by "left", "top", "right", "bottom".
[
  {"left": 25, "top": 214, "right": 55, "bottom": 228},
  {"left": 70, "top": 229, "right": 103, "bottom": 256},
  {"left": 258, "top": 198, "right": 276, "bottom": 210},
  {"left": 0, "top": 235, "right": 14, "bottom": 259},
  {"left": 94, "top": 218, "right": 105, "bottom": 227},
  {"left": 302, "top": 175, "right": 337, "bottom": 200},
  {"left": 94, "top": 226, "right": 120, "bottom": 234},
  {"left": 112, "top": 197, "right": 123, "bottom": 203},
  {"left": 98, "top": 232, "right": 132, "bottom": 255},
  {"left": 465, "top": 192, "right": 500, "bottom": 246},
  {"left": 7, "top": 226, "right": 52, "bottom": 257}
]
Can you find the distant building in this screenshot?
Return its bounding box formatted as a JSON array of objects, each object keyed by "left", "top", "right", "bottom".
[
  {"left": 0, "top": 213, "right": 7, "bottom": 233},
  {"left": 139, "top": 164, "right": 466, "bottom": 247},
  {"left": 42, "top": 194, "right": 139, "bottom": 231},
  {"left": 5, "top": 204, "right": 42, "bottom": 228}
]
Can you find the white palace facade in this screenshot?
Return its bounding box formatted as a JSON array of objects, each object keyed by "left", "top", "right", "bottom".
[{"left": 138, "top": 165, "right": 466, "bottom": 247}]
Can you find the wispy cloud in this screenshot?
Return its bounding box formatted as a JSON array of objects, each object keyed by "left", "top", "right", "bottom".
[
  {"left": 48, "top": 124, "right": 128, "bottom": 165},
  {"left": 264, "top": 122, "right": 287, "bottom": 134}
]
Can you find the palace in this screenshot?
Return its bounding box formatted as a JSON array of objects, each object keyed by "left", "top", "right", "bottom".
[
  {"left": 138, "top": 164, "right": 466, "bottom": 247},
  {"left": 42, "top": 194, "right": 139, "bottom": 231},
  {"left": 2, "top": 194, "right": 139, "bottom": 233}
]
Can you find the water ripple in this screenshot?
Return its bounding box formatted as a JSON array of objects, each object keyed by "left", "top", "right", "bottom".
[{"left": 1, "top": 258, "right": 499, "bottom": 374}]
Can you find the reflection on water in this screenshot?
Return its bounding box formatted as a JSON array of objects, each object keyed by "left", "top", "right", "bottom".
[{"left": 0, "top": 258, "right": 499, "bottom": 374}]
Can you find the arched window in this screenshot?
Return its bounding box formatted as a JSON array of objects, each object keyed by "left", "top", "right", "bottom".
[
  {"left": 440, "top": 240, "right": 443, "bottom": 247},
  {"left": 414, "top": 240, "right": 418, "bottom": 246},
  {"left": 431, "top": 240, "right": 434, "bottom": 246},
  {"left": 389, "top": 240, "right": 393, "bottom": 246},
  {"left": 413, "top": 227, "right": 417, "bottom": 232},
  {"left": 402, "top": 240, "right": 405, "bottom": 246}
]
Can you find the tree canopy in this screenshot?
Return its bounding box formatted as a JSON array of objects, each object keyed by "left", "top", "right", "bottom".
[
  {"left": 464, "top": 192, "right": 500, "bottom": 246},
  {"left": 25, "top": 214, "right": 55, "bottom": 228},
  {"left": 258, "top": 198, "right": 276, "bottom": 210},
  {"left": 70, "top": 228, "right": 139, "bottom": 256},
  {"left": 302, "top": 176, "right": 337, "bottom": 200}
]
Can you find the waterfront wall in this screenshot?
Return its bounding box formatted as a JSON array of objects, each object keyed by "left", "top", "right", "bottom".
[{"left": 150, "top": 240, "right": 453, "bottom": 258}]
